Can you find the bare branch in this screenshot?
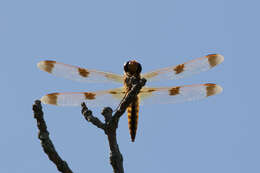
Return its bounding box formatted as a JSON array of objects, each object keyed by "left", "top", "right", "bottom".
[
  {"left": 101, "top": 107, "right": 113, "bottom": 123},
  {"left": 33, "top": 77, "right": 146, "bottom": 173},
  {"left": 32, "top": 100, "right": 73, "bottom": 173},
  {"left": 81, "top": 102, "right": 106, "bottom": 130},
  {"left": 81, "top": 77, "right": 146, "bottom": 173}
]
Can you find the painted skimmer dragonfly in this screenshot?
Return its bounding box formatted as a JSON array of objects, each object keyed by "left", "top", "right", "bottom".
[{"left": 37, "top": 54, "right": 224, "bottom": 141}]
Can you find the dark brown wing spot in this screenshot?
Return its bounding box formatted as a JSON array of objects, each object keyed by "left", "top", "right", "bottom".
[
  {"left": 169, "top": 87, "right": 180, "bottom": 96},
  {"left": 205, "top": 83, "right": 217, "bottom": 97},
  {"left": 147, "top": 89, "right": 156, "bottom": 93},
  {"left": 207, "top": 54, "right": 219, "bottom": 67},
  {"left": 43, "top": 61, "right": 55, "bottom": 73},
  {"left": 109, "top": 91, "right": 118, "bottom": 94},
  {"left": 78, "top": 68, "right": 89, "bottom": 77},
  {"left": 174, "top": 64, "right": 185, "bottom": 74},
  {"left": 109, "top": 91, "right": 126, "bottom": 95},
  {"left": 46, "top": 93, "right": 58, "bottom": 105},
  {"left": 84, "top": 92, "right": 96, "bottom": 100}
]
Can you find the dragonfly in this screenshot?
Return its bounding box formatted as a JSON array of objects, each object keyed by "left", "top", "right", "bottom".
[{"left": 37, "top": 54, "right": 224, "bottom": 142}]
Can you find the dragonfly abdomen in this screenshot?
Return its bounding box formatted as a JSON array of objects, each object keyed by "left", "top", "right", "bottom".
[{"left": 127, "top": 96, "right": 139, "bottom": 142}]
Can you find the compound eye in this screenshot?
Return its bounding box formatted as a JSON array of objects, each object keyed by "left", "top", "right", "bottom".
[
  {"left": 136, "top": 63, "right": 142, "bottom": 73},
  {"left": 124, "top": 61, "right": 130, "bottom": 72}
]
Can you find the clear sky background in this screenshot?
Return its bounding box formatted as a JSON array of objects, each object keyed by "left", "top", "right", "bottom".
[{"left": 1, "top": 0, "right": 259, "bottom": 173}]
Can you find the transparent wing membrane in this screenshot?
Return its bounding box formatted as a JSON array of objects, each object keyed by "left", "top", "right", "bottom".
[
  {"left": 139, "top": 83, "right": 223, "bottom": 105},
  {"left": 40, "top": 88, "right": 125, "bottom": 107},
  {"left": 37, "top": 60, "right": 124, "bottom": 83},
  {"left": 142, "top": 54, "right": 224, "bottom": 82}
]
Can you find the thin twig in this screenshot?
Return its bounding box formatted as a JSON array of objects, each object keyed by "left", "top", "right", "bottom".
[
  {"left": 33, "top": 77, "right": 146, "bottom": 173},
  {"left": 33, "top": 100, "right": 73, "bottom": 173},
  {"left": 81, "top": 103, "right": 106, "bottom": 130},
  {"left": 81, "top": 77, "right": 146, "bottom": 173}
]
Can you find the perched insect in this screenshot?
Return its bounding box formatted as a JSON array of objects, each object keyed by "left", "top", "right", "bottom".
[{"left": 37, "top": 54, "right": 224, "bottom": 142}]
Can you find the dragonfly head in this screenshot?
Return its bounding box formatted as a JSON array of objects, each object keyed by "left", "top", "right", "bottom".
[{"left": 124, "top": 60, "right": 142, "bottom": 76}]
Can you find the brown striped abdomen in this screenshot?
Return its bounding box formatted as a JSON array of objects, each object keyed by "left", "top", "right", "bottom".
[{"left": 127, "top": 96, "right": 139, "bottom": 142}]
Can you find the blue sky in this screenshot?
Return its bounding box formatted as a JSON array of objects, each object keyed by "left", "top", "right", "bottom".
[{"left": 1, "top": 0, "right": 259, "bottom": 172}]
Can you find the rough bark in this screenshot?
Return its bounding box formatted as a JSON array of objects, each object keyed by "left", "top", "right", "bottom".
[
  {"left": 32, "top": 77, "right": 146, "bottom": 173},
  {"left": 33, "top": 100, "right": 73, "bottom": 173}
]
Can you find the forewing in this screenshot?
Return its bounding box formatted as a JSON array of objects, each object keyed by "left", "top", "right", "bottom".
[
  {"left": 40, "top": 88, "right": 125, "bottom": 107},
  {"left": 139, "top": 84, "right": 223, "bottom": 105},
  {"left": 142, "top": 54, "right": 224, "bottom": 81},
  {"left": 37, "top": 60, "right": 124, "bottom": 83}
]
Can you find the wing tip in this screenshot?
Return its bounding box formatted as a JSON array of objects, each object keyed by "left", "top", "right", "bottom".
[
  {"left": 206, "top": 84, "right": 223, "bottom": 97},
  {"left": 37, "top": 61, "right": 45, "bottom": 70},
  {"left": 37, "top": 60, "right": 56, "bottom": 73},
  {"left": 40, "top": 93, "right": 58, "bottom": 105},
  {"left": 207, "top": 54, "right": 224, "bottom": 67},
  {"left": 214, "top": 84, "right": 223, "bottom": 95}
]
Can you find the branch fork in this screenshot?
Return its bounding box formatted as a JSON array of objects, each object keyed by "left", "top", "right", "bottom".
[{"left": 33, "top": 77, "right": 146, "bottom": 173}]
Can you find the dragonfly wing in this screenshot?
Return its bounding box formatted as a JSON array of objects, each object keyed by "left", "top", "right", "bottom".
[
  {"left": 37, "top": 60, "right": 124, "bottom": 83},
  {"left": 40, "top": 87, "right": 126, "bottom": 107},
  {"left": 138, "top": 84, "right": 223, "bottom": 105},
  {"left": 142, "top": 54, "right": 224, "bottom": 82}
]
